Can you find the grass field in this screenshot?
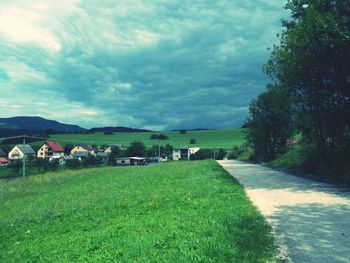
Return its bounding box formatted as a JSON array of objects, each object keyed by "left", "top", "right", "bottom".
[
  {"left": 49, "top": 128, "right": 246, "bottom": 149},
  {"left": 0, "top": 161, "right": 275, "bottom": 262}
]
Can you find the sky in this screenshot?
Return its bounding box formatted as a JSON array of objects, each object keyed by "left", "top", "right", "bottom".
[{"left": 0, "top": 0, "right": 288, "bottom": 130}]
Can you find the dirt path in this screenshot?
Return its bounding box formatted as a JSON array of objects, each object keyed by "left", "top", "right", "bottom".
[{"left": 218, "top": 160, "right": 350, "bottom": 263}]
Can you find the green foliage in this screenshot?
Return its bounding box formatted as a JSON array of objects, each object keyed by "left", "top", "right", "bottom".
[
  {"left": 126, "top": 141, "right": 147, "bottom": 157},
  {"left": 81, "top": 154, "right": 100, "bottom": 167},
  {"left": 264, "top": 0, "right": 350, "bottom": 176},
  {"left": 228, "top": 145, "right": 255, "bottom": 162},
  {"left": 65, "top": 159, "right": 80, "bottom": 169},
  {"left": 0, "top": 161, "right": 276, "bottom": 262},
  {"left": 189, "top": 138, "right": 196, "bottom": 144},
  {"left": 190, "top": 148, "right": 227, "bottom": 160},
  {"left": 246, "top": 86, "right": 292, "bottom": 161}
]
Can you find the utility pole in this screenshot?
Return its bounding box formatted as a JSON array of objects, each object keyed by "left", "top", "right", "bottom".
[
  {"left": 158, "top": 139, "right": 161, "bottom": 162},
  {"left": 22, "top": 136, "right": 26, "bottom": 179}
]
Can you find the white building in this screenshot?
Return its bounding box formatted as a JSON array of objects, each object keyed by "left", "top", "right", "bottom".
[
  {"left": 172, "top": 147, "right": 200, "bottom": 161},
  {"left": 8, "top": 145, "right": 35, "bottom": 160}
]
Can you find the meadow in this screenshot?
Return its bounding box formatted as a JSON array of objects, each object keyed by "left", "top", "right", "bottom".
[
  {"left": 0, "top": 160, "right": 275, "bottom": 262},
  {"left": 50, "top": 128, "right": 246, "bottom": 149}
]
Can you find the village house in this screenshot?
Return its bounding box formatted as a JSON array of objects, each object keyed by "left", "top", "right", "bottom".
[
  {"left": 8, "top": 145, "right": 35, "bottom": 160},
  {"left": 37, "top": 141, "right": 65, "bottom": 159},
  {"left": 0, "top": 157, "right": 9, "bottom": 166},
  {"left": 71, "top": 143, "right": 95, "bottom": 155},
  {"left": 173, "top": 147, "right": 200, "bottom": 161}
]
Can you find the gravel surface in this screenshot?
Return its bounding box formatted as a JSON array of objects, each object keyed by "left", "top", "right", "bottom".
[{"left": 218, "top": 160, "right": 350, "bottom": 263}]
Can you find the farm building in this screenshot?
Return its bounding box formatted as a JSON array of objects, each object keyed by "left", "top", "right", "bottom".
[
  {"left": 114, "top": 157, "right": 146, "bottom": 166},
  {"left": 8, "top": 145, "right": 35, "bottom": 160},
  {"left": 37, "top": 141, "right": 65, "bottom": 159},
  {"left": 173, "top": 147, "right": 200, "bottom": 161},
  {"left": 0, "top": 157, "right": 9, "bottom": 166},
  {"left": 71, "top": 144, "right": 95, "bottom": 155}
]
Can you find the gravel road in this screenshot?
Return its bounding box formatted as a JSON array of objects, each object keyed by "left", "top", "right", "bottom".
[{"left": 218, "top": 160, "right": 350, "bottom": 263}]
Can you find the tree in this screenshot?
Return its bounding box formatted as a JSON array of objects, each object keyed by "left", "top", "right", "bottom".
[
  {"left": 246, "top": 85, "right": 292, "bottom": 161},
  {"left": 189, "top": 138, "right": 196, "bottom": 144},
  {"left": 126, "top": 142, "right": 147, "bottom": 157},
  {"left": 265, "top": 0, "right": 350, "bottom": 166}
]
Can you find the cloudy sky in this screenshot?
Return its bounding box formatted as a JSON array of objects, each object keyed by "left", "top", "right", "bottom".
[{"left": 0, "top": 0, "right": 288, "bottom": 130}]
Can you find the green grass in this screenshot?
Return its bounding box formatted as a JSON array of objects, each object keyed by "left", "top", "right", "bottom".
[
  {"left": 0, "top": 167, "right": 43, "bottom": 179},
  {"left": 0, "top": 161, "right": 275, "bottom": 262},
  {"left": 49, "top": 128, "right": 246, "bottom": 149}
]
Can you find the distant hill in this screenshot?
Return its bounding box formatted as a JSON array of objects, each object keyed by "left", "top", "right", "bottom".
[
  {"left": 0, "top": 116, "right": 86, "bottom": 133},
  {"left": 89, "top": 126, "right": 152, "bottom": 133}
]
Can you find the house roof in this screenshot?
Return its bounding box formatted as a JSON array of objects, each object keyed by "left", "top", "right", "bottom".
[
  {"left": 0, "top": 157, "right": 8, "bottom": 163},
  {"left": 75, "top": 143, "right": 93, "bottom": 151},
  {"left": 96, "top": 152, "right": 109, "bottom": 158},
  {"left": 73, "top": 151, "right": 89, "bottom": 158},
  {"left": 16, "top": 145, "right": 35, "bottom": 154},
  {"left": 45, "top": 141, "right": 64, "bottom": 152}
]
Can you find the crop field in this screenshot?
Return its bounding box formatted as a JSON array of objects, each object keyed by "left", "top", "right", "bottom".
[
  {"left": 0, "top": 160, "right": 275, "bottom": 262},
  {"left": 50, "top": 128, "right": 246, "bottom": 149}
]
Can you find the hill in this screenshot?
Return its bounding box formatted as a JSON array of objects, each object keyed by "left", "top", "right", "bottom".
[
  {"left": 51, "top": 128, "right": 247, "bottom": 149},
  {"left": 89, "top": 126, "right": 152, "bottom": 133},
  {"left": 0, "top": 116, "right": 86, "bottom": 133},
  {"left": 0, "top": 161, "right": 275, "bottom": 262}
]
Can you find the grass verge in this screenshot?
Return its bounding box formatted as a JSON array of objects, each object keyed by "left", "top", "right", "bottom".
[{"left": 0, "top": 160, "right": 276, "bottom": 262}]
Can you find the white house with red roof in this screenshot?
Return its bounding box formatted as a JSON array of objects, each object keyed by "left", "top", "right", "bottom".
[{"left": 37, "top": 141, "right": 65, "bottom": 159}]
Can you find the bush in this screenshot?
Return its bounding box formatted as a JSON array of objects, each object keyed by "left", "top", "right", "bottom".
[
  {"left": 179, "top": 130, "right": 187, "bottom": 134},
  {"left": 65, "top": 159, "right": 80, "bottom": 169},
  {"left": 189, "top": 138, "right": 196, "bottom": 144}
]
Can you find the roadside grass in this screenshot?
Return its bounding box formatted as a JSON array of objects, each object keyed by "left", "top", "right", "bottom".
[
  {"left": 49, "top": 128, "right": 246, "bottom": 149},
  {"left": 0, "top": 167, "right": 43, "bottom": 179},
  {"left": 0, "top": 160, "right": 276, "bottom": 262}
]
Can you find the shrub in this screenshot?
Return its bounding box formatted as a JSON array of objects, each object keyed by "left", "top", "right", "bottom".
[
  {"left": 65, "top": 159, "right": 80, "bottom": 169},
  {"left": 189, "top": 138, "right": 196, "bottom": 144}
]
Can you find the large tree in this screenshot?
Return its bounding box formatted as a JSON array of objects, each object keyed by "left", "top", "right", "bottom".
[
  {"left": 246, "top": 85, "right": 292, "bottom": 161},
  {"left": 265, "top": 0, "right": 350, "bottom": 164}
]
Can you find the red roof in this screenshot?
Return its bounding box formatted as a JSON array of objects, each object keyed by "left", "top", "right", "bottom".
[
  {"left": 46, "top": 141, "right": 64, "bottom": 152},
  {"left": 0, "top": 157, "right": 9, "bottom": 163}
]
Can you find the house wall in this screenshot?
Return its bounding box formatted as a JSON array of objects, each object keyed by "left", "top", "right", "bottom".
[
  {"left": 37, "top": 144, "right": 48, "bottom": 158},
  {"left": 71, "top": 146, "right": 93, "bottom": 155},
  {"left": 38, "top": 144, "right": 64, "bottom": 158},
  {"left": 8, "top": 146, "right": 24, "bottom": 160},
  {"left": 116, "top": 159, "right": 131, "bottom": 165},
  {"left": 172, "top": 150, "right": 181, "bottom": 161}
]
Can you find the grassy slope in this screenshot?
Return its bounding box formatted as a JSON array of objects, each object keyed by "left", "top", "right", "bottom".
[
  {"left": 50, "top": 128, "right": 246, "bottom": 149},
  {"left": 0, "top": 161, "right": 275, "bottom": 262}
]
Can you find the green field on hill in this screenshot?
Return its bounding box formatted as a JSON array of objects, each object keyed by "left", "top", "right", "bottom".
[
  {"left": 0, "top": 161, "right": 275, "bottom": 262},
  {"left": 50, "top": 128, "right": 246, "bottom": 149}
]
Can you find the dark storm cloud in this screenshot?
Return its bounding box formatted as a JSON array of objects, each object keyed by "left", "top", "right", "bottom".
[{"left": 0, "top": 0, "right": 288, "bottom": 129}]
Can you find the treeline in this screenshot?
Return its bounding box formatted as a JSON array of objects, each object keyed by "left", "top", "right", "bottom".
[{"left": 245, "top": 1, "right": 350, "bottom": 182}]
